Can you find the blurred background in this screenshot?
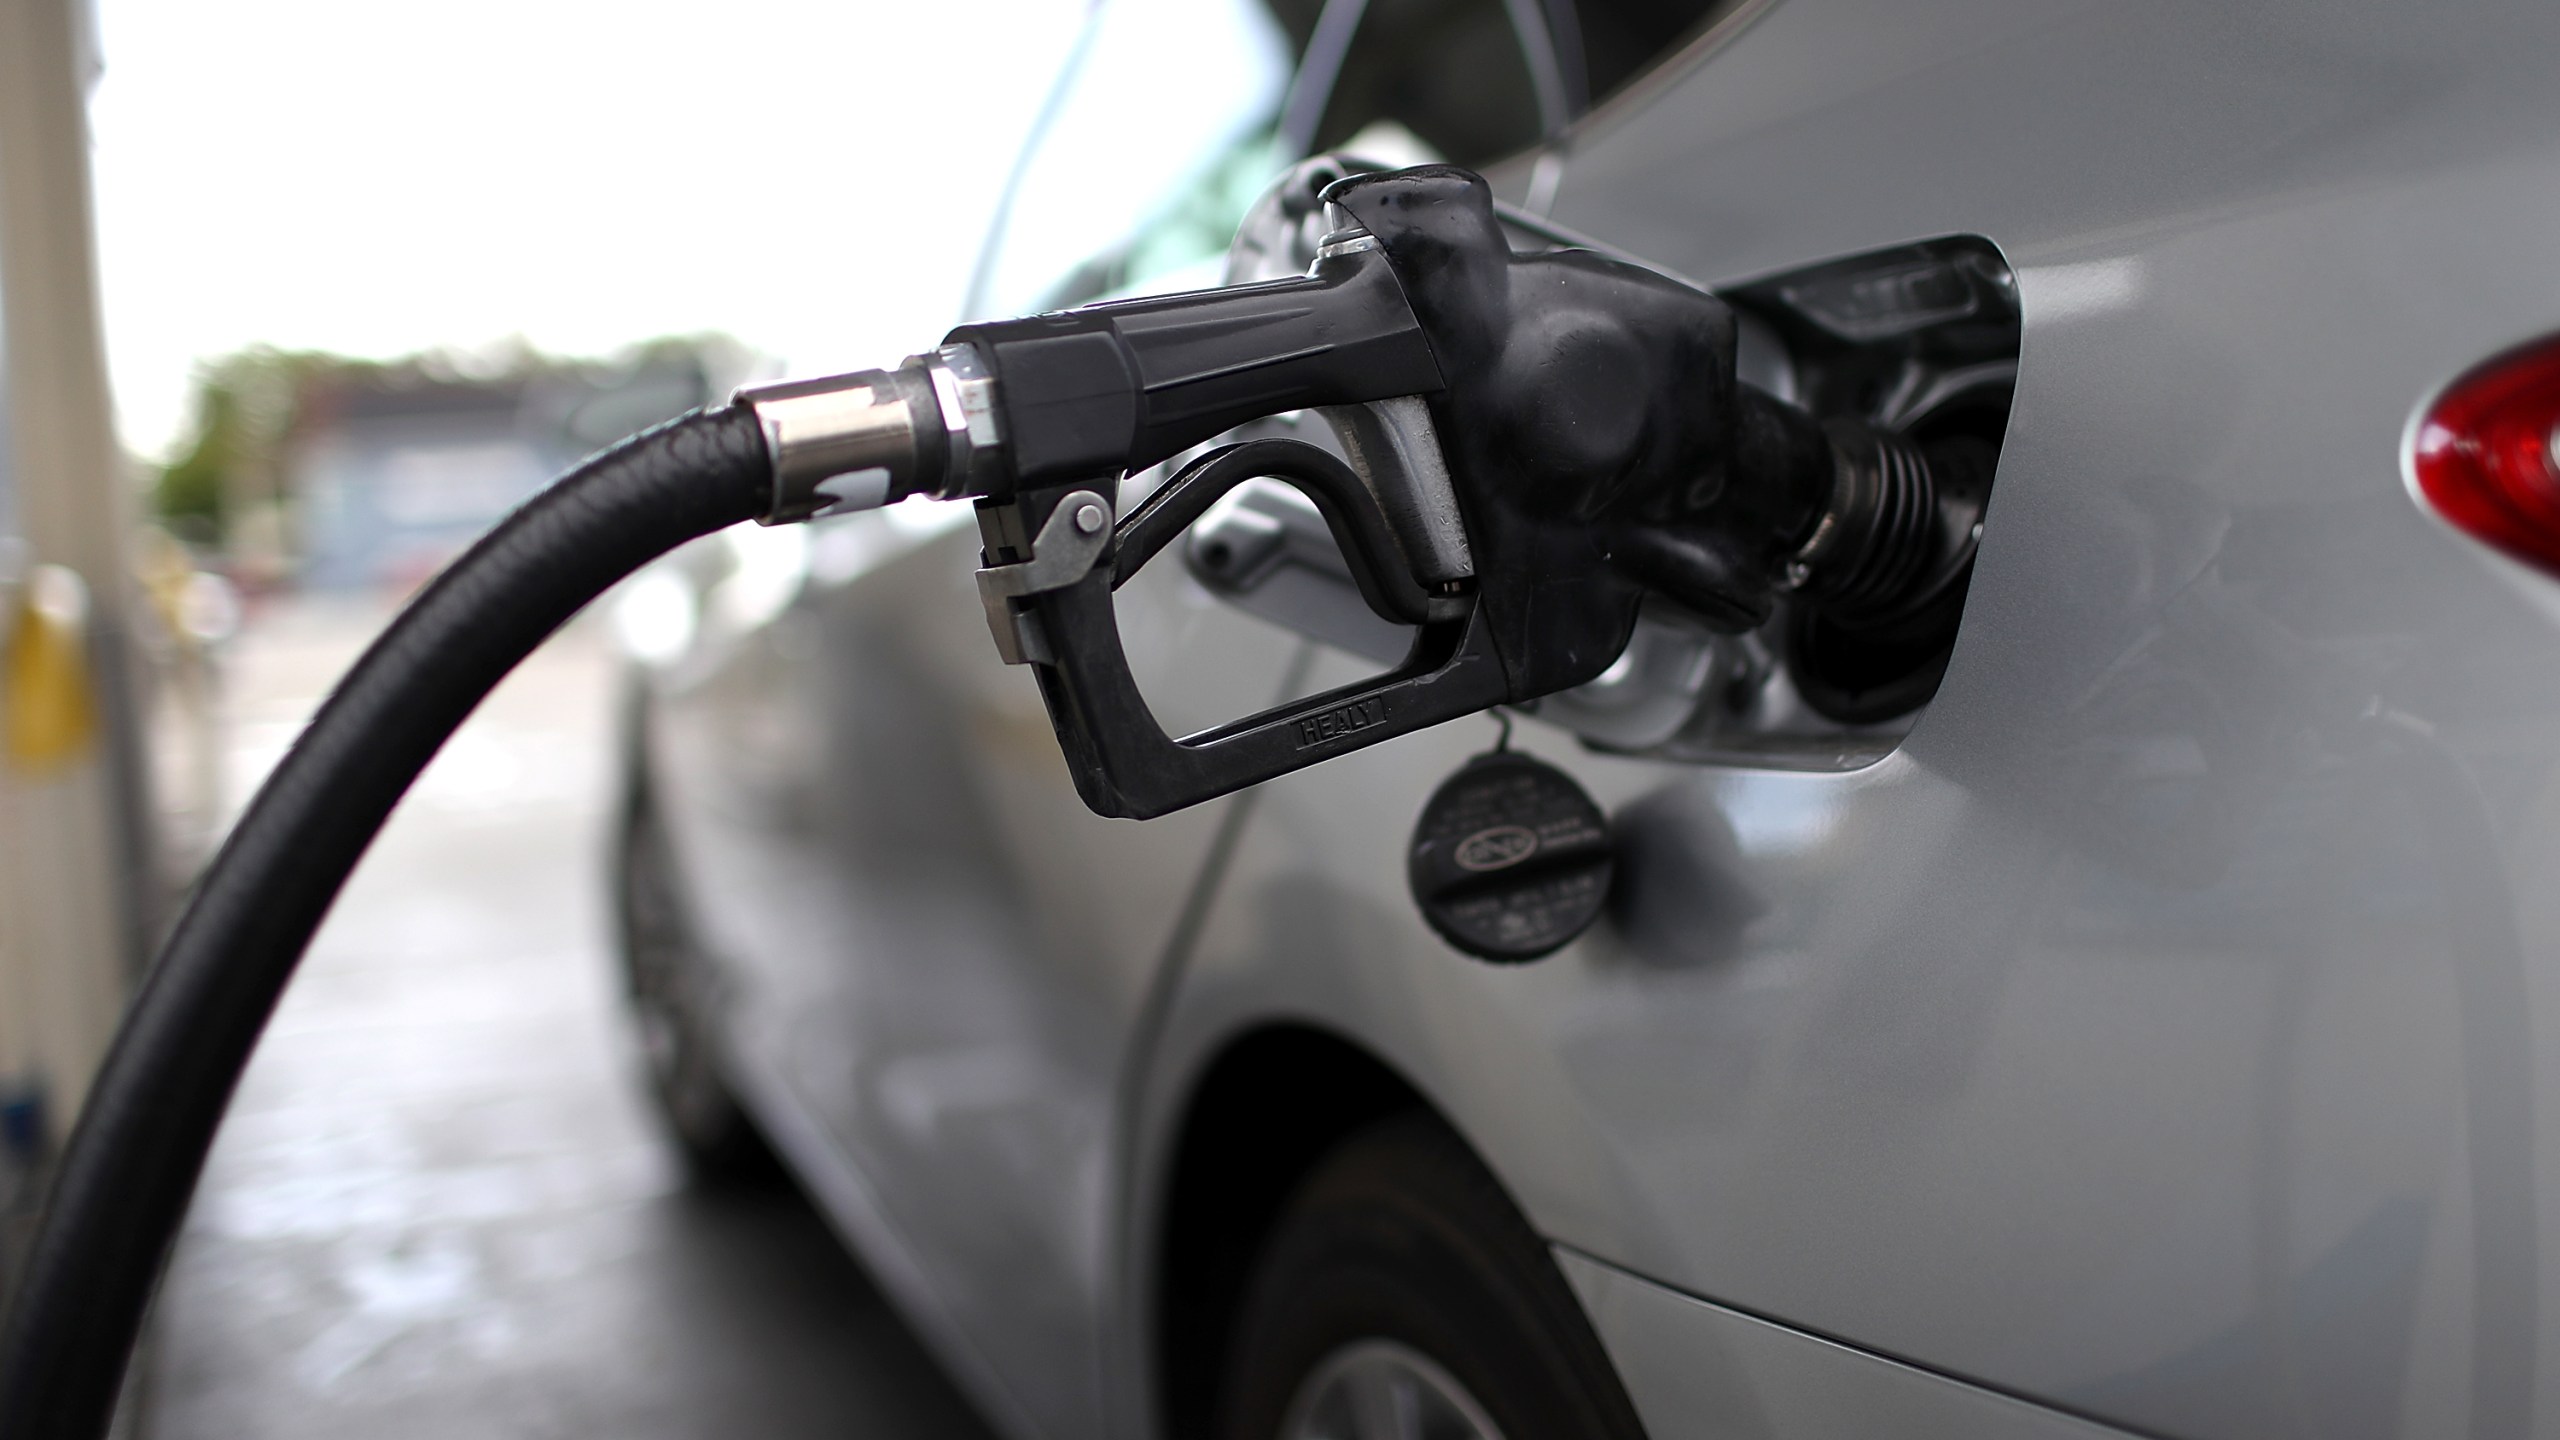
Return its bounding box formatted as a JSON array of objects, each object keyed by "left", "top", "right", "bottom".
[{"left": 0, "top": 0, "right": 1716, "bottom": 1431}]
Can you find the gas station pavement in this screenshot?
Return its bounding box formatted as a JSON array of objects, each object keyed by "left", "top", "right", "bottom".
[{"left": 139, "top": 598, "right": 996, "bottom": 1440}]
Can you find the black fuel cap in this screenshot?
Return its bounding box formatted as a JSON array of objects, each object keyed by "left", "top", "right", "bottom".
[{"left": 1407, "top": 750, "right": 1614, "bottom": 962}]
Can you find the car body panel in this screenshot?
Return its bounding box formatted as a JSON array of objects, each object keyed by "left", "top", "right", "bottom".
[
  {"left": 643, "top": 1, "right": 2560, "bottom": 1437},
  {"left": 1159, "top": 1, "right": 2560, "bottom": 1437},
  {"left": 647, "top": 509, "right": 1312, "bottom": 1439},
  {"left": 1559, "top": 1249, "right": 2143, "bottom": 1440}
]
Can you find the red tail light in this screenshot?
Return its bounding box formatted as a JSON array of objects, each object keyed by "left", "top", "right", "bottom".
[{"left": 2409, "top": 335, "right": 2560, "bottom": 578}]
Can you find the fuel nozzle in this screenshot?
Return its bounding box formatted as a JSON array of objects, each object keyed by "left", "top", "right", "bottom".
[{"left": 735, "top": 164, "right": 1984, "bottom": 817}]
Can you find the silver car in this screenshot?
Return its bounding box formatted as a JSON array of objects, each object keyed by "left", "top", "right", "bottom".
[{"left": 614, "top": 1, "right": 2560, "bottom": 1436}]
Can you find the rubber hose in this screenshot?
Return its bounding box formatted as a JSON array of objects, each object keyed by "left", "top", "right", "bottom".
[{"left": 0, "top": 405, "right": 772, "bottom": 1440}]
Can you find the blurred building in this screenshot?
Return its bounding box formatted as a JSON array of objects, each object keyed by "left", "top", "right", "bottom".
[{"left": 280, "top": 347, "right": 722, "bottom": 592}]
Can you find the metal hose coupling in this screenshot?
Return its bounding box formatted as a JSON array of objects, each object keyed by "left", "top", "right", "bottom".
[{"left": 734, "top": 343, "right": 1006, "bottom": 524}]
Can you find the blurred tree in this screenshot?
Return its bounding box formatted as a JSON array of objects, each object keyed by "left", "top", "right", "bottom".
[
  {"left": 147, "top": 346, "right": 344, "bottom": 553},
  {"left": 151, "top": 383, "right": 236, "bottom": 545}
]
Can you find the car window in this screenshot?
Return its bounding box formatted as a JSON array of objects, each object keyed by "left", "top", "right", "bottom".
[
  {"left": 964, "top": 0, "right": 1294, "bottom": 322},
  {"left": 1573, "top": 0, "right": 1734, "bottom": 109},
  {"left": 1287, "top": 0, "right": 1545, "bottom": 166},
  {"left": 966, "top": 0, "right": 1726, "bottom": 322}
]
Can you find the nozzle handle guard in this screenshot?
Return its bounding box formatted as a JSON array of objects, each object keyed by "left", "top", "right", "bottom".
[
  {"left": 982, "top": 463, "right": 1503, "bottom": 821},
  {"left": 1114, "top": 439, "right": 1457, "bottom": 626}
]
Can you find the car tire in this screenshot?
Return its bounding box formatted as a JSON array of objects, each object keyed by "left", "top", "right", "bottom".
[
  {"left": 1214, "top": 1112, "right": 1648, "bottom": 1440},
  {"left": 612, "top": 787, "right": 772, "bottom": 1182}
]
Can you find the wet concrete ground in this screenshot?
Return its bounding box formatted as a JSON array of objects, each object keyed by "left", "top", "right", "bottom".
[{"left": 141, "top": 600, "right": 997, "bottom": 1440}]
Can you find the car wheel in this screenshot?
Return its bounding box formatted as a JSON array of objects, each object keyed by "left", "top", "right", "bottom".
[
  {"left": 612, "top": 789, "right": 770, "bottom": 1180},
  {"left": 1215, "top": 1113, "right": 1646, "bottom": 1440}
]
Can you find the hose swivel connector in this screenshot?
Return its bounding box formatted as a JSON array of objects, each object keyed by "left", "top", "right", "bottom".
[{"left": 734, "top": 342, "right": 1007, "bottom": 524}]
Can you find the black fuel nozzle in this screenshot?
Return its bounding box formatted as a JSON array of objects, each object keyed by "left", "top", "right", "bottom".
[{"left": 737, "top": 165, "right": 1981, "bottom": 818}]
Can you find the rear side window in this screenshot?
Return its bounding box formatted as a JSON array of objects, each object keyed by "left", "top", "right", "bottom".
[
  {"left": 967, "top": 0, "right": 1729, "bottom": 319},
  {"left": 1574, "top": 0, "right": 1734, "bottom": 108},
  {"left": 1270, "top": 0, "right": 1739, "bottom": 168},
  {"left": 1279, "top": 0, "right": 1545, "bottom": 166},
  {"left": 966, "top": 0, "right": 1294, "bottom": 320}
]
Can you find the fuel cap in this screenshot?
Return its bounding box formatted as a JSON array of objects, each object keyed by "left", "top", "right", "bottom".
[{"left": 1407, "top": 750, "right": 1614, "bottom": 962}]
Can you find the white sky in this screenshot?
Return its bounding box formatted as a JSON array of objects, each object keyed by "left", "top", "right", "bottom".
[{"left": 88, "top": 0, "right": 1088, "bottom": 460}]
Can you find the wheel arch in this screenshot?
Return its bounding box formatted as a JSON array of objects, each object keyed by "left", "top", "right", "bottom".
[{"left": 1150, "top": 1022, "right": 1440, "bottom": 1439}]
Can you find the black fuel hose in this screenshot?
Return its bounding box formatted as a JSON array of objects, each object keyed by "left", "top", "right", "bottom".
[{"left": 0, "top": 405, "right": 773, "bottom": 1440}]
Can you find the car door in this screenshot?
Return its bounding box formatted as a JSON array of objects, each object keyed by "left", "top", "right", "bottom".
[
  {"left": 647, "top": 2, "right": 1576, "bottom": 1436},
  {"left": 1167, "top": 1, "right": 2560, "bottom": 1438}
]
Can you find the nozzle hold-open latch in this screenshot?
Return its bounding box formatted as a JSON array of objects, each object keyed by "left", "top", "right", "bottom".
[{"left": 976, "top": 488, "right": 1113, "bottom": 665}]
